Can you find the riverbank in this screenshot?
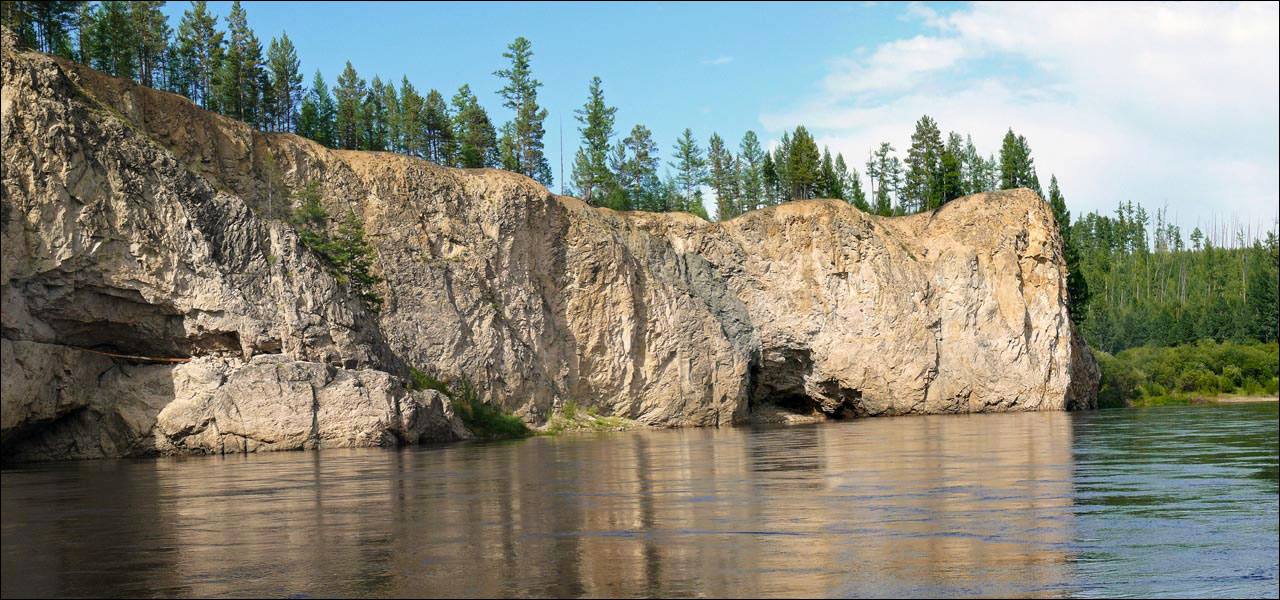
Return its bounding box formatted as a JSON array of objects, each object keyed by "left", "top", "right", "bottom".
[{"left": 1206, "top": 396, "right": 1279, "bottom": 404}]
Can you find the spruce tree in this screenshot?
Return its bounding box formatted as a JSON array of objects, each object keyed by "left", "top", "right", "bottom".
[
  {"left": 904, "top": 115, "right": 944, "bottom": 213},
  {"left": 618, "top": 124, "right": 661, "bottom": 211},
  {"left": 999, "top": 129, "right": 1039, "bottom": 192},
  {"left": 867, "top": 142, "right": 897, "bottom": 216},
  {"left": 707, "top": 133, "right": 738, "bottom": 220},
  {"left": 819, "top": 148, "right": 840, "bottom": 199},
  {"left": 787, "top": 126, "right": 821, "bottom": 200},
  {"left": 1048, "top": 176, "right": 1090, "bottom": 322},
  {"left": 398, "top": 77, "right": 424, "bottom": 157},
  {"left": 939, "top": 148, "right": 963, "bottom": 207},
  {"left": 382, "top": 80, "right": 401, "bottom": 153},
  {"left": 762, "top": 153, "right": 779, "bottom": 208},
  {"left": 569, "top": 76, "right": 617, "bottom": 204},
  {"left": 737, "top": 131, "right": 764, "bottom": 213},
  {"left": 297, "top": 70, "right": 335, "bottom": 147},
  {"left": 773, "top": 131, "right": 793, "bottom": 203},
  {"left": 363, "top": 78, "right": 388, "bottom": 151},
  {"left": 837, "top": 154, "right": 870, "bottom": 212},
  {"left": 452, "top": 84, "right": 498, "bottom": 168},
  {"left": 670, "top": 128, "right": 708, "bottom": 210}
]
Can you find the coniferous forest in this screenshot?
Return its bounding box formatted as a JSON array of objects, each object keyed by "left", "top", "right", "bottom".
[{"left": 4, "top": 1, "right": 1276, "bottom": 401}]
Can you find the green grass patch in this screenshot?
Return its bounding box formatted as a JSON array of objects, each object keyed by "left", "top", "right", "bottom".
[
  {"left": 541, "top": 402, "right": 638, "bottom": 435},
  {"left": 408, "top": 369, "right": 529, "bottom": 439}
]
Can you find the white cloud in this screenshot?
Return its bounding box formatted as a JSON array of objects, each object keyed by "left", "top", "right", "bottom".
[
  {"left": 762, "top": 2, "right": 1280, "bottom": 230},
  {"left": 702, "top": 55, "right": 734, "bottom": 66}
]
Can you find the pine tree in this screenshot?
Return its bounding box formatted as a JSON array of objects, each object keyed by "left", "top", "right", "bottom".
[
  {"left": 129, "top": 1, "right": 169, "bottom": 88},
  {"left": 89, "top": 1, "right": 137, "bottom": 79},
  {"left": 867, "top": 142, "right": 897, "bottom": 217},
  {"left": 215, "top": 1, "right": 264, "bottom": 124},
  {"left": 266, "top": 31, "right": 302, "bottom": 132},
  {"left": 74, "top": 2, "right": 96, "bottom": 65},
  {"left": 422, "top": 89, "right": 454, "bottom": 163},
  {"left": 2, "top": 1, "right": 81, "bottom": 57},
  {"left": 333, "top": 61, "right": 366, "bottom": 150},
  {"left": 569, "top": 76, "right": 617, "bottom": 204},
  {"left": 175, "top": 0, "right": 223, "bottom": 110},
  {"left": 670, "top": 128, "right": 708, "bottom": 210},
  {"left": 494, "top": 37, "right": 552, "bottom": 185}
]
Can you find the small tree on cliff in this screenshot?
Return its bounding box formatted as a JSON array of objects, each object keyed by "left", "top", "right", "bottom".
[{"left": 290, "top": 183, "right": 383, "bottom": 312}]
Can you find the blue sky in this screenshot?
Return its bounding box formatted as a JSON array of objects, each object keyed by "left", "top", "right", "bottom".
[{"left": 163, "top": 2, "right": 1279, "bottom": 232}]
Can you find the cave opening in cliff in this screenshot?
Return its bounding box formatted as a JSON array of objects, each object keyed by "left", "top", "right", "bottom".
[{"left": 750, "top": 348, "right": 862, "bottom": 420}]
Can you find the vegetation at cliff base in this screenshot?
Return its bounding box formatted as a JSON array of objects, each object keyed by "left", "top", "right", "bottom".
[
  {"left": 1095, "top": 341, "right": 1279, "bottom": 408},
  {"left": 409, "top": 368, "right": 530, "bottom": 439},
  {"left": 542, "top": 402, "right": 637, "bottom": 434}
]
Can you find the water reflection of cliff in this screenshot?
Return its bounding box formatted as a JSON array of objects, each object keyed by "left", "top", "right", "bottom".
[{"left": 2, "top": 412, "right": 1080, "bottom": 598}]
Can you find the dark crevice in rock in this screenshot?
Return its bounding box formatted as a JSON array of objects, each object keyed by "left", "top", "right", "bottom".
[{"left": 750, "top": 347, "right": 863, "bottom": 419}]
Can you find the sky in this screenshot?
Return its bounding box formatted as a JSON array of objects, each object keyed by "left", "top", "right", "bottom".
[{"left": 162, "top": 1, "right": 1280, "bottom": 233}]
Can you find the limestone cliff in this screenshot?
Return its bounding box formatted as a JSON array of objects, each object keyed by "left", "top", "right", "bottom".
[{"left": 0, "top": 31, "right": 1098, "bottom": 461}]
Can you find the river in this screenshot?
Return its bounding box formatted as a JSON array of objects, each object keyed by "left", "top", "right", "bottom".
[{"left": 3, "top": 403, "right": 1277, "bottom": 598}]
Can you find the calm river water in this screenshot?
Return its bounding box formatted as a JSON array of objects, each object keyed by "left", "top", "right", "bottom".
[{"left": 2, "top": 403, "right": 1277, "bottom": 598}]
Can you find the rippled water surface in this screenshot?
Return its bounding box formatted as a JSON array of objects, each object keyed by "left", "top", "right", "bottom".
[{"left": 3, "top": 403, "right": 1277, "bottom": 598}]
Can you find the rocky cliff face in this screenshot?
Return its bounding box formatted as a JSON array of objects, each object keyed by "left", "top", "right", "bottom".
[{"left": 0, "top": 32, "right": 1098, "bottom": 461}]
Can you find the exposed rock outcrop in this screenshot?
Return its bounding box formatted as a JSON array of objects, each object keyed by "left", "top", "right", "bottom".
[{"left": 0, "top": 30, "right": 1098, "bottom": 461}]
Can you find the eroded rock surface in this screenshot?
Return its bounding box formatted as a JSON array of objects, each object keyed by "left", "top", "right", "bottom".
[{"left": 1, "top": 30, "right": 1098, "bottom": 461}]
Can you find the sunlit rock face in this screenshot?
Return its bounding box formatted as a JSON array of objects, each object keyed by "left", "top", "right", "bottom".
[{"left": 0, "top": 28, "right": 1097, "bottom": 461}]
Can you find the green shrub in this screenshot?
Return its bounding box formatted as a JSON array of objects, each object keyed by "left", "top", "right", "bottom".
[
  {"left": 407, "top": 370, "right": 530, "bottom": 439},
  {"left": 408, "top": 367, "right": 450, "bottom": 395},
  {"left": 1096, "top": 341, "right": 1278, "bottom": 407},
  {"left": 1176, "top": 364, "right": 1214, "bottom": 393},
  {"left": 1220, "top": 365, "right": 1244, "bottom": 392},
  {"left": 451, "top": 379, "right": 530, "bottom": 439}
]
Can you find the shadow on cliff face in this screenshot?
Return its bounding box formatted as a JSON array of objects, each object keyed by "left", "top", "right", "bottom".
[
  {"left": 1, "top": 340, "right": 178, "bottom": 462},
  {"left": 750, "top": 348, "right": 863, "bottom": 419}
]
